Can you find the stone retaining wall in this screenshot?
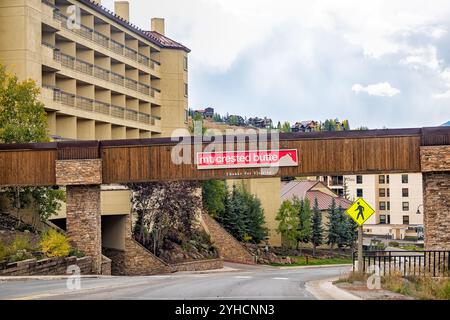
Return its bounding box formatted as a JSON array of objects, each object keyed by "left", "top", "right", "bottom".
[
  {"left": 202, "top": 214, "right": 255, "bottom": 265},
  {"left": 0, "top": 256, "right": 92, "bottom": 276},
  {"left": 171, "top": 259, "right": 223, "bottom": 272}
]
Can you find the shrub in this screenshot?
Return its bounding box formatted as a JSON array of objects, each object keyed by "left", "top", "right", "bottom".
[
  {"left": 10, "top": 234, "right": 34, "bottom": 252},
  {"left": 0, "top": 241, "right": 8, "bottom": 262},
  {"left": 9, "top": 249, "right": 33, "bottom": 262},
  {"left": 388, "top": 241, "right": 400, "bottom": 247},
  {"left": 69, "top": 248, "right": 85, "bottom": 258},
  {"left": 40, "top": 229, "right": 71, "bottom": 258}
]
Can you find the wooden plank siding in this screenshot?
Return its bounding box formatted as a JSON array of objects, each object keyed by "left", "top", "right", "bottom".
[
  {"left": 101, "top": 135, "right": 422, "bottom": 184},
  {"left": 0, "top": 126, "right": 447, "bottom": 187},
  {"left": 0, "top": 149, "right": 57, "bottom": 187}
]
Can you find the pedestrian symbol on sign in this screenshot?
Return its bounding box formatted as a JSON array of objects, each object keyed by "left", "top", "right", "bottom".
[{"left": 346, "top": 198, "right": 375, "bottom": 226}]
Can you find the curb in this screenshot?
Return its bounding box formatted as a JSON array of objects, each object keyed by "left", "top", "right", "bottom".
[
  {"left": 306, "top": 276, "right": 362, "bottom": 300},
  {"left": 0, "top": 275, "right": 113, "bottom": 282},
  {"left": 278, "top": 263, "right": 353, "bottom": 270}
]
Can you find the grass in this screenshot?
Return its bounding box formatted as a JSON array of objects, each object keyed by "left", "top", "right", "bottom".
[
  {"left": 399, "top": 245, "right": 423, "bottom": 251},
  {"left": 383, "top": 273, "right": 450, "bottom": 300},
  {"left": 272, "top": 256, "right": 353, "bottom": 267},
  {"left": 334, "top": 271, "right": 369, "bottom": 284}
]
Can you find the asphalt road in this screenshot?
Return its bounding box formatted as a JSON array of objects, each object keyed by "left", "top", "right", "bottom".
[{"left": 0, "top": 263, "right": 351, "bottom": 300}]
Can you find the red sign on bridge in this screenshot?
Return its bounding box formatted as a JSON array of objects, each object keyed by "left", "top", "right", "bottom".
[{"left": 196, "top": 149, "right": 299, "bottom": 170}]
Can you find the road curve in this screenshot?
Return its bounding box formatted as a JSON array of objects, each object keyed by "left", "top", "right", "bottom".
[{"left": 0, "top": 263, "right": 351, "bottom": 300}]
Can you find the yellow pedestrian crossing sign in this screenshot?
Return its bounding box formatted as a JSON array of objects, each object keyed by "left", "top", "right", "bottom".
[{"left": 346, "top": 198, "right": 375, "bottom": 226}]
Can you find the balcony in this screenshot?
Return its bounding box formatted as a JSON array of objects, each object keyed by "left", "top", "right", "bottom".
[
  {"left": 151, "top": 87, "right": 161, "bottom": 101},
  {"left": 53, "top": 10, "right": 160, "bottom": 73},
  {"left": 41, "top": 1, "right": 61, "bottom": 30},
  {"left": 41, "top": 86, "right": 160, "bottom": 127},
  {"left": 48, "top": 49, "right": 156, "bottom": 100}
]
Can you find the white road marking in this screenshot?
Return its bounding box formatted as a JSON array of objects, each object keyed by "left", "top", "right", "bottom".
[
  {"left": 234, "top": 276, "right": 252, "bottom": 279},
  {"left": 272, "top": 277, "right": 289, "bottom": 280}
]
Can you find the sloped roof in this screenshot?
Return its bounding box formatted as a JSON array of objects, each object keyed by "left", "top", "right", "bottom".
[
  {"left": 78, "top": 0, "right": 190, "bottom": 52},
  {"left": 281, "top": 180, "right": 352, "bottom": 211}
]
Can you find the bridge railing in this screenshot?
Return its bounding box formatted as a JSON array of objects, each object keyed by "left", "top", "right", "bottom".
[{"left": 353, "top": 250, "right": 450, "bottom": 277}]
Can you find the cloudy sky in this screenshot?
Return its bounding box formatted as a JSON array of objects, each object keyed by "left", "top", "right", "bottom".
[{"left": 102, "top": 0, "right": 450, "bottom": 128}]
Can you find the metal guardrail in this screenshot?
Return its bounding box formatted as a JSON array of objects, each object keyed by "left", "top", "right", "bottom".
[
  {"left": 43, "top": 86, "right": 159, "bottom": 126},
  {"left": 45, "top": 43, "right": 153, "bottom": 97},
  {"left": 353, "top": 250, "right": 450, "bottom": 277},
  {"left": 52, "top": 9, "right": 157, "bottom": 71}
]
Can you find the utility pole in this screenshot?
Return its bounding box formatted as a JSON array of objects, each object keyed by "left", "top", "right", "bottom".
[{"left": 358, "top": 225, "right": 363, "bottom": 273}]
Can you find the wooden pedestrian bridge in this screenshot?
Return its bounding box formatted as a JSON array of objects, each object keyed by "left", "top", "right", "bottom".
[{"left": 0, "top": 126, "right": 449, "bottom": 274}]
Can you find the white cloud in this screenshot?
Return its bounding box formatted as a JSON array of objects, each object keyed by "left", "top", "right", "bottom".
[
  {"left": 352, "top": 83, "right": 401, "bottom": 97},
  {"left": 400, "top": 46, "right": 442, "bottom": 70},
  {"left": 433, "top": 90, "right": 450, "bottom": 99}
]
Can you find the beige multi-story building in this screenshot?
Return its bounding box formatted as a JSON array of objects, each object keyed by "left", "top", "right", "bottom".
[
  {"left": 318, "top": 174, "right": 424, "bottom": 240},
  {"left": 0, "top": 0, "right": 190, "bottom": 235},
  {"left": 0, "top": 0, "right": 189, "bottom": 140}
]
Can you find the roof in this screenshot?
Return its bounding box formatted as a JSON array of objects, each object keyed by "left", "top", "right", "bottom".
[
  {"left": 78, "top": 0, "right": 190, "bottom": 53},
  {"left": 143, "top": 31, "right": 191, "bottom": 52},
  {"left": 281, "top": 181, "right": 352, "bottom": 211}
]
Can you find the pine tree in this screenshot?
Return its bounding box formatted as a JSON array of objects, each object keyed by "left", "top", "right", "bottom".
[
  {"left": 295, "top": 198, "right": 312, "bottom": 253},
  {"left": 311, "top": 197, "right": 323, "bottom": 257},
  {"left": 345, "top": 215, "right": 358, "bottom": 249},
  {"left": 327, "top": 198, "right": 340, "bottom": 250},
  {"left": 241, "top": 189, "right": 268, "bottom": 243},
  {"left": 219, "top": 185, "right": 244, "bottom": 240},
  {"left": 336, "top": 205, "right": 348, "bottom": 250}
]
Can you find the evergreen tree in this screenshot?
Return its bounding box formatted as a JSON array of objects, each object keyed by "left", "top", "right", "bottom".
[
  {"left": 202, "top": 180, "right": 227, "bottom": 218},
  {"left": 276, "top": 200, "right": 299, "bottom": 248},
  {"left": 327, "top": 198, "right": 340, "bottom": 249},
  {"left": 281, "top": 121, "right": 291, "bottom": 133},
  {"left": 336, "top": 205, "right": 348, "bottom": 250},
  {"left": 345, "top": 215, "right": 358, "bottom": 249},
  {"left": 295, "top": 198, "right": 312, "bottom": 253},
  {"left": 240, "top": 189, "right": 268, "bottom": 243},
  {"left": 311, "top": 197, "right": 323, "bottom": 257},
  {"left": 219, "top": 185, "right": 244, "bottom": 240}
]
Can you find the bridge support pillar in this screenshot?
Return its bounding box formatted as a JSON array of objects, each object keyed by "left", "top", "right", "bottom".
[
  {"left": 420, "top": 146, "right": 450, "bottom": 250},
  {"left": 66, "top": 185, "right": 102, "bottom": 274},
  {"left": 56, "top": 159, "right": 103, "bottom": 274}
]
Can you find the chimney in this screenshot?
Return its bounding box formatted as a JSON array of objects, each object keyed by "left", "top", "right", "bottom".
[
  {"left": 151, "top": 18, "right": 165, "bottom": 35},
  {"left": 114, "top": 1, "right": 129, "bottom": 21}
]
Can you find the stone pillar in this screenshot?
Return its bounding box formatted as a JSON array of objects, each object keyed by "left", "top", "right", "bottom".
[
  {"left": 66, "top": 185, "right": 102, "bottom": 274},
  {"left": 56, "top": 159, "right": 103, "bottom": 274},
  {"left": 420, "top": 146, "right": 450, "bottom": 250}
]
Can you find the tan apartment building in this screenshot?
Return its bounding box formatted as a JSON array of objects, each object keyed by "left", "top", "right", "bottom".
[
  {"left": 0, "top": 0, "right": 190, "bottom": 236},
  {"left": 0, "top": 0, "right": 189, "bottom": 140},
  {"left": 317, "top": 174, "right": 424, "bottom": 240}
]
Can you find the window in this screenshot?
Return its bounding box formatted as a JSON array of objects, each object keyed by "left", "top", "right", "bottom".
[
  {"left": 387, "top": 188, "right": 390, "bottom": 197},
  {"left": 403, "top": 215, "right": 410, "bottom": 225},
  {"left": 402, "top": 188, "right": 409, "bottom": 197},
  {"left": 356, "top": 175, "right": 363, "bottom": 184},
  {"left": 184, "top": 56, "right": 188, "bottom": 71},
  {"left": 380, "top": 215, "right": 386, "bottom": 224},
  {"left": 402, "top": 174, "right": 409, "bottom": 184},
  {"left": 356, "top": 189, "right": 363, "bottom": 197},
  {"left": 379, "top": 188, "right": 386, "bottom": 197},
  {"left": 387, "top": 215, "right": 391, "bottom": 224},
  {"left": 386, "top": 175, "right": 390, "bottom": 184},
  {"left": 184, "top": 109, "right": 188, "bottom": 123},
  {"left": 184, "top": 83, "right": 188, "bottom": 97},
  {"left": 379, "top": 175, "right": 385, "bottom": 184},
  {"left": 387, "top": 201, "right": 390, "bottom": 210},
  {"left": 379, "top": 201, "right": 386, "bottom": 211},
  {"left": 402, "top": 202, "right": 410, "bottom": 211}
]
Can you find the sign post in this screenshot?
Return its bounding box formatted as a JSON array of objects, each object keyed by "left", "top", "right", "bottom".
[{"left": 345, "top": 198, "right": 375, "bottom": 274}]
